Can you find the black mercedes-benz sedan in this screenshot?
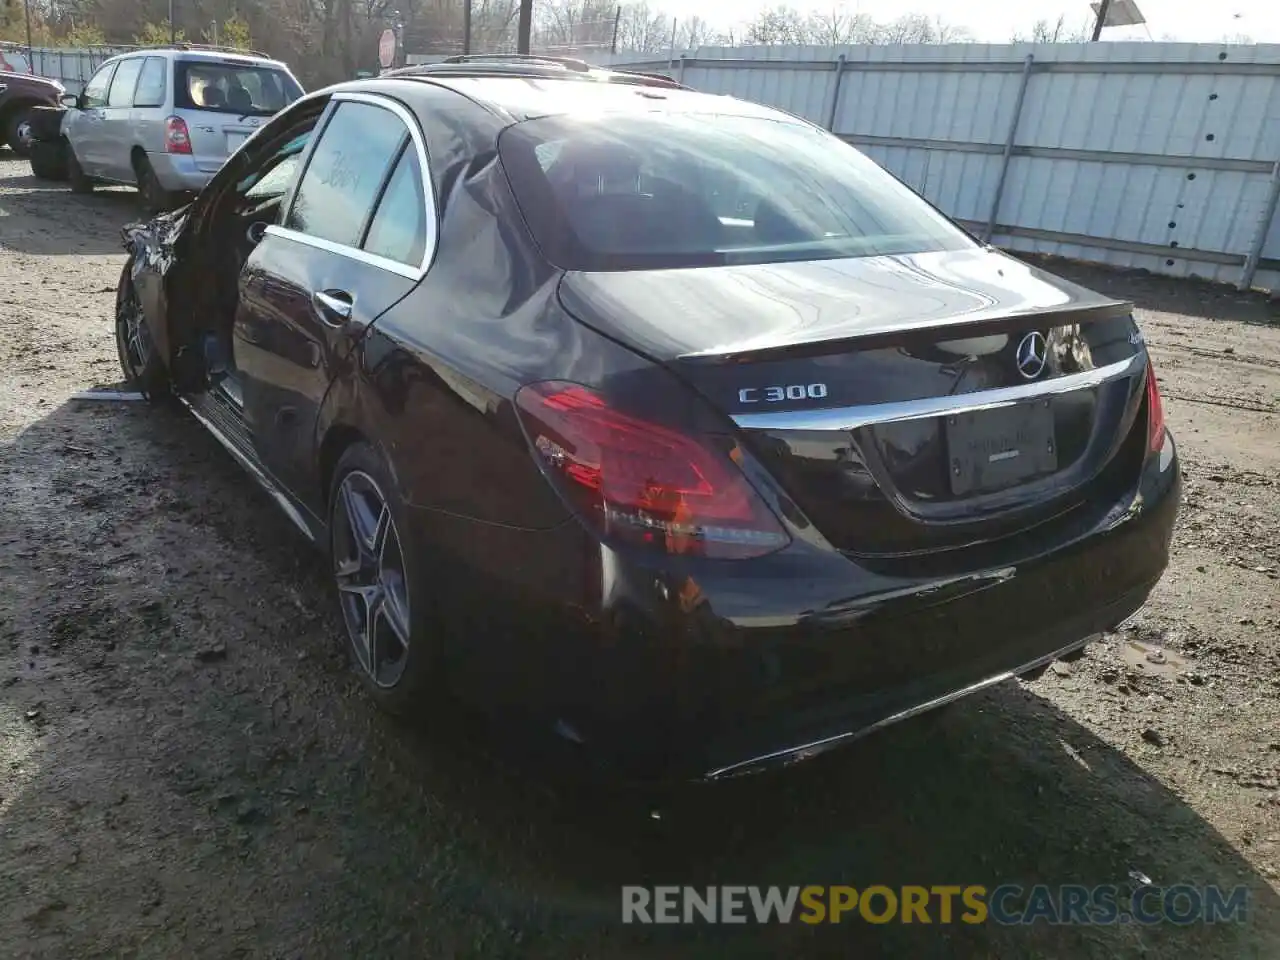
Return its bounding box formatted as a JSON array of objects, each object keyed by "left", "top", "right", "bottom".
[{"left": 116, "top": 55, "right": 1179, "bottom": 781}]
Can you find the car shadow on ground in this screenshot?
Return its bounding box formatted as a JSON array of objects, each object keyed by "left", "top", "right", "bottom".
[
  {"left": 1023, "top": 254, "right": 1279, "bottom": 327},
  {"left": 0, "top": 166, "right": 145, "bottom": 257},
  {"left": 1, "top": 397, "right": 1278, "bottom": 959}
]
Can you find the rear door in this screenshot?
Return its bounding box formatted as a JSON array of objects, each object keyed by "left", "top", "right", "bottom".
[
  {"left": 129, "top": 56, "right": 169, "bottom": 159},
  {"left": 233, "top": 93, "right": 434, "bottom": 508},
  {"left": 101, "top": 56, "right": 144, "bottom": 181}
]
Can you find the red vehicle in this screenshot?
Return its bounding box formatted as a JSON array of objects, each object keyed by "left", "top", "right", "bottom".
[{"left": 0, "top": 69, "right": 65, "bottom": 156}]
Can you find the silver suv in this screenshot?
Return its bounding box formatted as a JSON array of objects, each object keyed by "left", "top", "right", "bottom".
[{"left": 60, "top": 46, "right": 303, "bottom": 210}]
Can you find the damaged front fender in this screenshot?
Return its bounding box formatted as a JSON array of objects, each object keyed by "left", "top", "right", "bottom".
[{"left": 121, "top": 209, "right": 205, "bottom": 392}]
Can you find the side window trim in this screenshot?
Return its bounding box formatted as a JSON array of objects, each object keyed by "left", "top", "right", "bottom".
[
  {"left": 83, "top": 61, "right": 118, "bottom": 108},
  {"left": 273, "top": 97, "right": 340, "bottom": 227},
  {"left": 356, "top": 135, "right": 411, "bottom": 250},
  {"left": 107, "top": 57, "right": 144, "bottom": 109},
  {"left": 133, "top": 57, "right": 168, "bottom": 108},
  {"left": 267, "top": 91, "right": 439, "bottom": 281}
]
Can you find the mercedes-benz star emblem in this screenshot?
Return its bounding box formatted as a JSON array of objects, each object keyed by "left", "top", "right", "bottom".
[{"left": 1015, "top": 331, "right": 1048, "bottom": 380}]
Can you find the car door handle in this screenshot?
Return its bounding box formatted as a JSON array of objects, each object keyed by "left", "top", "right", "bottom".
[{"left": 313, "top": 289, "right": 354, "bottom": 326}]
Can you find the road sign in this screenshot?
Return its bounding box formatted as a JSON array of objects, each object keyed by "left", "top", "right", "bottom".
[{"left": 378, "top": 29, "right": 397, "bottom": 69}]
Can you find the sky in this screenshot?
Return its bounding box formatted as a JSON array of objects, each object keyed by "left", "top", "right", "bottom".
[{"left": 673, "top": 0, "right": 1280, "bottom": 44}]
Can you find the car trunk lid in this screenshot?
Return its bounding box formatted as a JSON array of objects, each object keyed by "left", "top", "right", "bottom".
[
  {"left": 181, "top": 116, "right": 258, "bottom": 170},
  {"left": 557, "top": 249, "right": 1151, "bottom": 559}
]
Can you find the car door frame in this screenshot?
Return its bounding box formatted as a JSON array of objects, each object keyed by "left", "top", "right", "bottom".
[
  {"left": 263, "top": 91, "right": 438, "bottom": 284},
  {"left": 100, "top": 54, "right": 145, "bottom": 183},
  {"left": 129, "top": 56, "right": 170, "bottom": 172},
  {"left": 137, "top": 91, "right": 334, "bottom": 389},
  {"left": 236, "top": 90, "right": 439, "bottom": 512},
  {"left": 67, "top": 59, "right": 117, "bottom": 175}
]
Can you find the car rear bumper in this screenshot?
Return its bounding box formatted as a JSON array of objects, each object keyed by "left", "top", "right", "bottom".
[
  {"left": 146, "top": 152, "right": 219, "bottom": 191},
  {"left": 415, "top": 434, "right": 1180, "bottom": 783}
]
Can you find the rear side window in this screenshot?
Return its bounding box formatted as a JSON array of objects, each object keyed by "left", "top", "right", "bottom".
[
  {"left": 362, "top": 147, "right": 429, "bottom": 266},
  {"left": 174, "top": 59, "right": 303, "bottom": 116},
  {"left": 107, "top": 58, "right": 143, "bottom": 108},
  {"left": 133, "top": 57, "right": 167, "bottom": 108},
  {"left": 499, "top": 113, "right": 975, "bottom": 271},
  {"left": 285, "top": 101, "right": 407, "bottom": 248},
  {"left": 81, "top": 63, "right": 116, "bottom": 109}
]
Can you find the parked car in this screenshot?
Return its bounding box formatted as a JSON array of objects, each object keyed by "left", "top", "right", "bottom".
[
  {"left": 0, "top": 69, "right": 65, "bottom": 156},
  {"left": 61, "top": 45, "right": 303, "bottom": 210},
  {"left": 115, "top": 56, "right": 1179, "bottom": 782}
]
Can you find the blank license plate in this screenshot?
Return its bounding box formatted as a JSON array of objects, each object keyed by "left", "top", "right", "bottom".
[
  {"left": 946, "top": 401, "right": 1058, "bottom": 496},
  {"left": 226, "top": 133, "right": 246, "bottom": 152}
]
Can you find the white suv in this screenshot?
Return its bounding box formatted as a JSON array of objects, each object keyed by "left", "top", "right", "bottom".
[{"left": 60, "top": 46, "right": 303, "bottom": 210}]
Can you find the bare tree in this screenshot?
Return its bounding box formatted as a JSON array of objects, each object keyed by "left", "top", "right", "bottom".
[
  {"left": 742, "top": 5, "right": 971, "bottom": 47},
  {"left": 615, "top": 2, "right": 672, "bottom": 54},
  {"left": 1011, "top": 15, "right": 1093, "bottom": 42},
  {"left": 806, "top": 7, "right": 879, "bottom": 46},
  {"left": 744, "top": 5, "right": 810, "bottom": 46},
  {"left": 677, "top": 15, "right": 721, "bottom": 51},
  {"left": 536, "top": 0, "right": 616, "bottom": 51}
]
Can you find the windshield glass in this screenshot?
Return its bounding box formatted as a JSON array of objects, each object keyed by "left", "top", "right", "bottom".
[
  {"left": 175, "top": 59, "right": 302, "bottom": 117},
  {"left": 499, "top": 112, "right": 975, "bottom": 272}
]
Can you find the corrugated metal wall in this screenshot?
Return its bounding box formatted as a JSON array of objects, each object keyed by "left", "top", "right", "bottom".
[
  {"left": 611, "top": 43, "right": 1280, "bottom": 293},
  {"left": 2, "top": 45, "right": 137, "bottom": 95}
]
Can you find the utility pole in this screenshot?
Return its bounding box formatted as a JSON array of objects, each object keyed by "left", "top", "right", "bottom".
[
  {"left": 23, "top": 0, "right": 33, "bottom": 72},
  {"left": 463, "top": 0, "right": 471, "bottom": 55},
  {"left": 517, "top": 0, "right": 532, "bottom": 54},
  {"left": 1091, "top": 0, "right": 1112, "bottom": 41},
  {"left": 610, "top": 4, "right": 620, "bottom": 55},
  {"left": 169, "top": 0, "right": 176, "bottom": 42}
]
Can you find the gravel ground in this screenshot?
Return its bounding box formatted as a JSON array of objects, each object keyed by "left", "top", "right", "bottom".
[{"left": 1, "top": 156, "right": 1278, "bottom": 958}]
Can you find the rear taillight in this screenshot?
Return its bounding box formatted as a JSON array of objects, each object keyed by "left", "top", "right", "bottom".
[
  {"left": 514, "top": 382, "right": 790, "bottom": 559},
  {"left": 1145, "top": 357, "right": 1166, "bottom": 453},
  {"left": 164, "top": 116, "right": 192, "bottom": 154}
]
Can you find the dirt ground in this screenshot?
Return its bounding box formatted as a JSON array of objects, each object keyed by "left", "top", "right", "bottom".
[{"left": 1, "top": 155, "right": 1278, "bottom": 959}]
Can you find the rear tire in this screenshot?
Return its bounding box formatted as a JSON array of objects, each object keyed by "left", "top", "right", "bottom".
[
  {"left": 329, "top": 441, "right": 444, "bottom": 716},
  {"left": 115, "top": 260, "right": 170, "bottom": 400},
  {"left": 135, "top": 155, "right": 175, "bottom": 214},
  {"left": 67, "top": 145, "right": 93, "bottom": 194},
  {"left": 29, "top": 139, "right": 68, "bottom": 182},
  {"left": 5, "top": 106, "right": 36, "bottom": 157}
]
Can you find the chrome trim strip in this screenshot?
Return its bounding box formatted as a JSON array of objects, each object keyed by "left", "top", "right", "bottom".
[
  {"left": 730, "top": 352, "right": 1144, "bottom": 432},
  {"left": 703, "top": 634, "right": 1098, "bottom": 781},
  {"left": 271, "top": 90, "right": 438, "bottom": 281},
  {"left": 264, "top": 225, "right": 421, "bottom": 280},
  {"left": 180, "top": 397, "right": 317, "bottom": 543}
]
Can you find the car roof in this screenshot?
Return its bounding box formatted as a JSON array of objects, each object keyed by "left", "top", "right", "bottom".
[
  {"left": 109, "top": 48, "right": 286, "bottom": 68},
  {"left": 342, "top": 72, "right": 796, "bottom": 127}
]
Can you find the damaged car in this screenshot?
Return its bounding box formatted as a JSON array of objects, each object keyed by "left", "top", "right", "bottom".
[{"left": 116, "top": 55, "right": 1180, "bottom": 781}]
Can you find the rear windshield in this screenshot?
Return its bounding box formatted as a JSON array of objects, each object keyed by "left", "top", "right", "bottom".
[
  {"left": 499, "top": 113, "right": 975, "bottom": 272},
  {"left": 174, "top": 59, "right": 302, "bottom": 117}
]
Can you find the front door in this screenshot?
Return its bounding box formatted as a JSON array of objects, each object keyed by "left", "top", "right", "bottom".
[
  {"left": 233, "top": 95, "right": 434, "bottom": 513},
  {"left": 67, "top": 61, "right": 116, "bottom": 175}
]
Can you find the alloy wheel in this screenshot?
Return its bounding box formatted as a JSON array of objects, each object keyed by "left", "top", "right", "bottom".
[
  {"left": 332, "top": 470, "right": 412, "bottom": 688},
  {"left": 116, "top": 277, "right": 150, "bottom": 384}
]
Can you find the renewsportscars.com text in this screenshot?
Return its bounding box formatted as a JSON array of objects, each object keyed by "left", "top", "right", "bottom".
[{"left": 621, "top": 884, "right": 1249, "bottom": 925}]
